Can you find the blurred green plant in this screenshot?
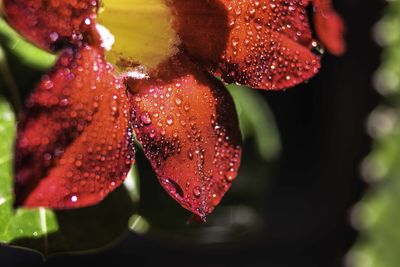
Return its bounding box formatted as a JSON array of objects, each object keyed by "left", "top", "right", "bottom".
[
  {"left": 0, "top": 13, "right": 281, "bottom": 256},
  {"left": 228, "top": 84, "right": 281, "bottom": 161},
  {"left": 0, "top": 18, "right": 55, "bottom": 70},
  {"left": 347, "top": 1, "right": 400, "bottom": 267}
]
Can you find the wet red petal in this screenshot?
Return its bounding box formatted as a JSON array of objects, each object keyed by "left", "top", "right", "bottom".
[
  {"left": 128, "top": 56, "right": 242, "bottom": 219},
  {"left": 15, "top": 46, "right": 135, "bottom": 208},
  {"left": 3, "top": 0, "right": 98, "bottom": 51},
  {"left": 312, "top": 0, "right": 346, "bottom": 56},
  {"left": 172, "top": 0, "right": 320, "bottom": 90},
  {"left": 214, "top": 0, "right": 320, "bottom": 90}
]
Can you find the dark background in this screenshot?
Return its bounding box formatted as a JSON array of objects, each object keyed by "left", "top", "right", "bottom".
[{"left": 0, "top": 0, "right": 385, "bottom": 266}]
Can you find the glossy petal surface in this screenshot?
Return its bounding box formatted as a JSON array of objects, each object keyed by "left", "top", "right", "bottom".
[
  {"left": 213, "top": 0, "right": 320, "bottom": 90},
  {"left": 128, "top": 57, "right": 242, "bottom": 219},
  {"left": 312, "top": 0, "right": 346, "bottom": 55},
  {"left": 15, "top": 46, "right": 135, "bottom": 208},
  {"left": 3, "top": 0, "right": 98, "bottom": 51}
]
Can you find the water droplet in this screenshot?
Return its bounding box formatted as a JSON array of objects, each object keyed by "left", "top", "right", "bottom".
[
  {"left": 162, "top": 178, "right": 184, "bottom": 199},
  {"left": 174, "top": 96, "right": 182, "bottom": 106},
  {"left": 184, "top": 104, "right": 190, "bottom": 112},
  {"left": 49, "top": 32, "right": 59, "bottom": 42},
  {"left": 75, "top": 160, "right": 83, "bottom": 167},
  {"left": 188, "top": 150, "right": 194, "bottom": 160},
  {"left": 166, "top": 116, "right": 174, "bottom": 125},
  {"left": 225, "top": 169, "right": 237, "bottom": 182},
  {"left": 140, "top": 112, "right": 152, "bottom": 125},
  {"left": 193, "top": 186, "right": 201, "bottom": 198}
]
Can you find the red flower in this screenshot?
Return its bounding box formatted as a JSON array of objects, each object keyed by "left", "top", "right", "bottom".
[{"left": 3, "top": 0, "right": 345, "bottom": 219}]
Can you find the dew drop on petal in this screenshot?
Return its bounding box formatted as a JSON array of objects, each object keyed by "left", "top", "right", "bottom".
[
  {"left": 140, "top": 112, "right": 152, "bottom": 125},
  {"left": 193, "top": 186, "right": 201, "bottom": 198}
]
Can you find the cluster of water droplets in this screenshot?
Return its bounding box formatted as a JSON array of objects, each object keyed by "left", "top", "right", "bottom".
[{"left": 217, "top": 0, "right": 321, "bottom": 89}]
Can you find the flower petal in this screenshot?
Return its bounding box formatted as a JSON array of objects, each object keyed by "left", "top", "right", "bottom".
[
  {"left": 170, "top": 0, "right": 229, "bottom": 67},
  {"left": 312, "top": 0, "right": 346, "bottom": 56},
  {"left": 15, "top": 46, "right": 135, "bottom": 208},
  {"left": 128, "top": 56, "right": 242, "bottom": 219},
  {"left": 172, "top": 0, "right": 320, "bottom": 90},
  {"left": 215, "top": 0, "right": 320, "bottom": 90},
  {"left": 3, "top": 0, "right": 98, "bottom": 51}
]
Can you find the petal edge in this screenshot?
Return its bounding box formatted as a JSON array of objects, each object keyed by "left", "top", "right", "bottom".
[
  {"left": 3, "top": 0, "right": 98, "bottom": 51},
  {"left": 313, "top": 0, "right": 346, "bottom": 56}
]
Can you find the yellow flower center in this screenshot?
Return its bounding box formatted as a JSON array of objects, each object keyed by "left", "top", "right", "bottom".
[{"left": 97, "top": 0, "right": 180, "bottom": 71}]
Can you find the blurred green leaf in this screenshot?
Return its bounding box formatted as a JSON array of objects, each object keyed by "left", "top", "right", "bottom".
[
  {"left": 0, "top": 17, "right": 55, "bottom": 70},
  {"left": 228, "top": 84, "right": 281, "bottom": 161},
  {"left": 129, "top": 214, "right": 150, "bottom": 235}
]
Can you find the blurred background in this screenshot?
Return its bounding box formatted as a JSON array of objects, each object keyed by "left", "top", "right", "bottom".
[{"left": 0, "top": 0, "right": 389, "bottom": 266}]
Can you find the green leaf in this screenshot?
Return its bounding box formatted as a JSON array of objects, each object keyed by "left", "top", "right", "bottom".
[
  {"left": 0, "top": 17, "right": 55, "bottom": 70},
  {"left": 0, "top": 96, "right": 140, "bottom": 256},
  {"left": 0, "top": 97, "right": 17, "bottom": 239},
  {"left": 228, "top": 84, "right": 281, "bottom": 161}
]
